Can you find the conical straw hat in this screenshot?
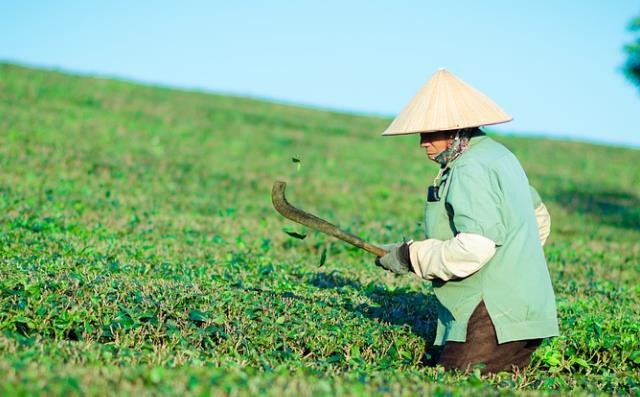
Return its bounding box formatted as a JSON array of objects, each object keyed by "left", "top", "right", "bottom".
[{"left": 382, "top": 68, "right": 512, "bottom": 136}]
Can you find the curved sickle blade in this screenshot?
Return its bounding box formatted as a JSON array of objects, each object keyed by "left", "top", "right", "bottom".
[{"left": 271, "top": 181, "right": 387, "bottom": 257}]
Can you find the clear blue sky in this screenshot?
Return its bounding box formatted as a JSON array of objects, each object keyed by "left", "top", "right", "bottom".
[{"left": 2, "top": 1, "right": 639, "bottom": 147}]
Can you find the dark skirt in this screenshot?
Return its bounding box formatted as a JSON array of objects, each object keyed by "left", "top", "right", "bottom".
[{"left": 436, "top": 301, "right": 542, "bottom": 373}]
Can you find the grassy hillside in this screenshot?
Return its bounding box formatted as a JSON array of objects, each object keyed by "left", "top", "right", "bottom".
[{"left": 0, "top": 63, "right": 639, "bottom": 396}]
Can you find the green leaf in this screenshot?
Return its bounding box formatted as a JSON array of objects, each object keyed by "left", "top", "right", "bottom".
[
  {"left": 543, "top": 350, "right": 563, "bottom": 367},
  {"left": 189, "top": 310, "right": 208, "bottom": 323},
  {"left": 283, "top": 228, "right": 307, "bottom": 240},
  {"left": 292, "top": 157, "right": 302, "bottom": 171},
  {"left": 149, "top": 367, "right": 164, "bottom": 384},
  {"left": 319, "top": 247, "right": 327, "bottom": 267},
  {"left": 350, "top": 345, "right": 361, "bottom": 359},
  {"left": 572, "top": 357, "right": 590, "bottom": 368}
]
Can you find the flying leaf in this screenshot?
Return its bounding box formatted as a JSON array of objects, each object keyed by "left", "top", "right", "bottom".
[
  {"left": 291, "top": 157, "right": 302, "bottom": 171},
  {"left": 319, "top": 247, "right": 328, "bottom": 267},
  {"left": 283, "top": 228, "right": 307, "bottom": 240}
]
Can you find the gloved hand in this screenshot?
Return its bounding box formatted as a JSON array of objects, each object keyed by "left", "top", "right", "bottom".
[{"left": 375, "top": 242, "right": 412, "bottom": 275}]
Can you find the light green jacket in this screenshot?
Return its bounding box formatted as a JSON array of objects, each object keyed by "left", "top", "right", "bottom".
[{"left": 426, "top": 134, "right": 559, "bottom": 345}]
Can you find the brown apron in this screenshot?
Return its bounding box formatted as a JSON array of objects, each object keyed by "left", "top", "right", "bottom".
[{"left": 437, "top": 301, "right": 542, "bottom": 373}]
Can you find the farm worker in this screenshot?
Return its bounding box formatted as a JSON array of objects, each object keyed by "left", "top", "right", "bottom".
[{"left": 376, "top": 68, "right": 559, "bottom": 373}]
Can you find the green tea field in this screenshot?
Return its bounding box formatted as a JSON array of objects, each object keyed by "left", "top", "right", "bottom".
[{"left": 1, "top": 63, "right": 639, "bottom": 396}]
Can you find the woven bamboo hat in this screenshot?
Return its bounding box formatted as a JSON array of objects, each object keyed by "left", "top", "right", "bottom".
[{"left": 382, "top": 68, "right": 512, "bottom": 136}]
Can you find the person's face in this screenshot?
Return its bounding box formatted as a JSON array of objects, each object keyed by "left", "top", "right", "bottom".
[{"left": 419, "top": 131, "right": 455, "bottom": 161}]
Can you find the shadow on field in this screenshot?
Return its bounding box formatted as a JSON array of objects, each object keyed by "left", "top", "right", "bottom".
[
  {"left": 231, "top": 273, "right": 442, "bottom": 365},
  {"left": 551, "top": 188, "right": 640, "bottom": 230},
  {"left": 307, "top": 272, "right": 439, "bottom": 343}
]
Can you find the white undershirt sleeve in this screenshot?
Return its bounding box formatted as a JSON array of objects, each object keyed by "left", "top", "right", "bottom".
[
  {"left": 535, "top": 203, "right": 551, "bottom": 246},
  {"left": 408, "top": 233, "right": 496, "bottom": 281}
]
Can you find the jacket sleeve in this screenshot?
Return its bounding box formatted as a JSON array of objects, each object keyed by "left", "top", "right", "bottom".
[
  {"left": 408, "top": 233, "right": 496, "bottom": 281},
  {"left": 535, "top": 203, "right": 551, "bottom": 246},
  {"left": 530, "top": 185, "right": 551, "bottom": 245}
]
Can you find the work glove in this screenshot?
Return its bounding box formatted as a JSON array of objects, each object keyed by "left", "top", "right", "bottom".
[{"left": 375, "top": 242, "right": 412, "bottom": 275}]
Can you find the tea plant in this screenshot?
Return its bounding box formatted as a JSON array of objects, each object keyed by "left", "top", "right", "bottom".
[{"left": 0, "top": 63, "right": 639, "bottom": 395}]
